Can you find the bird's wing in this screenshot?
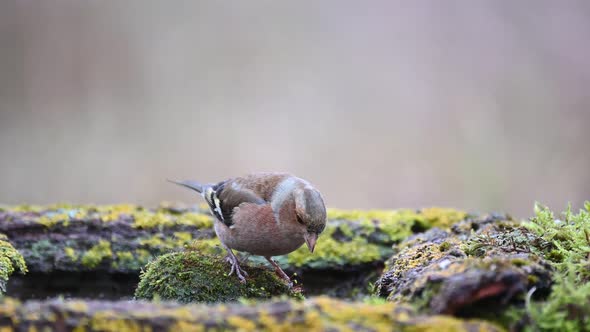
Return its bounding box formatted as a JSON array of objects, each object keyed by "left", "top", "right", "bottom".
[{"left": 209, "top": 180, "right": 267, "bottom": 228}]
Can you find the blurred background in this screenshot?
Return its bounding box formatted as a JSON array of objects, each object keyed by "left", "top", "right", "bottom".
[{"left": 1, "top": 1, "right": 589, "bottom": 218}]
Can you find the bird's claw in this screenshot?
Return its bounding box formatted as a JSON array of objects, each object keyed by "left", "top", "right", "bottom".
[
  {"left": 274, "top": 270, "right": 293, "bottom": 289},
  {"left": 225, "top": 254, "right": 248, "bottom": 283}
]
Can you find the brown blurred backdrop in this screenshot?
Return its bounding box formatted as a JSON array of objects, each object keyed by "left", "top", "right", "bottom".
[{"left": 1, "top": 1, "right": 589, "bottom": 217}]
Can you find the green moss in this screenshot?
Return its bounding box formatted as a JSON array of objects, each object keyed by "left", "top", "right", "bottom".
[
  {"left": 81, "top": 240, "right": 112, "bottom": 268},
  {"left": 546, "top": 249, "right": 565, "bottom": 263},
  {"left": 0, "top": 235, "right": 27, "bottom": 293},
  {"left": 134, "top": 250, "right": 299, "bottom": 303},
  {"left": 523, "top": 202, "right": 590, "bottom": 331}
]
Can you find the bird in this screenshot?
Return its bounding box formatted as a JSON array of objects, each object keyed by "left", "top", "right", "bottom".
[{"left": 168, "top": 172, "right": 327, "bottom": 284}]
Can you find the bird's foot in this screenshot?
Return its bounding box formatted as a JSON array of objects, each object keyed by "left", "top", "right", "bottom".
[
  {"left": 276, "top": 271, "right": 294, "bottom": 289},
  {"left": 225, "top": 254, "right": 248, "bottom": 283},
  {"left": 265, "top": 257, "right": 292, "bottom": 287}
]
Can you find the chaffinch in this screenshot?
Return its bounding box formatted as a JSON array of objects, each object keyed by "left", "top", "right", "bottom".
[{"left": 169, "top": 172, "right": 327, "bottom": 283}]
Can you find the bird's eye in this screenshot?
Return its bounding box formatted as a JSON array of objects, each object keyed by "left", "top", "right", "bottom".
[{"left": 296, "top": 215, "right": 305, "bottom": 225}]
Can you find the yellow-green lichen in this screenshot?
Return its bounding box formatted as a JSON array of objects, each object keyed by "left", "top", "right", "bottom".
[
  {"left": 133, "top": 211, "right": 174, "bottom": 229},
  {"left": 0, "top": 296, "right": 505, "bottom": 331},
  {"left": 81, "top": 240, "right": 112, "bottom": 269},
  {"left": 313, "top": 296, "right": 397, "bottom": 332},
  {"left": 227, "top": 315, "right": 257, "bottom": 331},
  {"left": 138, "top": 234, "right": 190, "bottom": 252},
  {"left": 38, "top": 213, "right": 69, "bottom": 228},
  {"left": 88, "top": 310, "right": 146, "bottom": 332},
  {"left": 135, "top": 249, "right": 152, "bottom": 264},
  {"left": 419, "top": 208, "right": 468, "bottom": 229},
  {"left": 7, "top": 204, "right": 213, "bottom": 231},
  {"left": 175, "top": 213, "right": 213, "bottom": 228},
  {"left": 138, "top": 236, "right": 166, "bottom": 248},
  {"left": 403, "top": 315, "right": 505, "bottom": 332},
  {"left": 184, "top": 238, "right": 223, "bottom": 256},
  {"left": 111, "top": 251, "right": 137, "bottom": 270},
  {"left": 64, "top": 247, "right": 78, "bottom": 262},
  {"left": 116, "top": 252, "right": 134, "bottom": 262},
  {"left": 98, "top": 204, "right": 142, "bottom": 222},
  {"left": 327, "top": 207, "right": 467, "bottom": 243},
  {"left": 61, "top": 300, "right": 89, "bottom": 313},
  {"left": 383, "top": 242, "right": 452, "bottom": 303},
  {"left": 287, "top": 227, "right": 382, "bottom": 268},
  {"left": 133, "top": 211, "right": 212, "bottom": 229},
  {"left": 257, "top": 310, "right": 300, "bottom": 332},
  {"left": 167, "top": 321, "right": 204, "bottom": 332},
  {"left": 173, "top": 232, "right": 193, "bottom": 243}
]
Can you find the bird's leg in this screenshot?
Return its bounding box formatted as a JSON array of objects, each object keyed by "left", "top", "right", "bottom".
[
  {"left": 265, "top": 257, "right": 291, "bottom": 284},
  {"left": 223, "top": 245, "right": 248, "bottom": 283},
  {"left": 238, "top": 253, "right": 251, "bottom": 264}
]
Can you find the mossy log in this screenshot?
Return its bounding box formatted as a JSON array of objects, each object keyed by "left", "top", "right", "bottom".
[
  {"left": 0, "top": 204, "right": 469, "bottom": 275},
  {"left": 375, "top": 213, "right": 554, "bottom": 326},
  {"left": 0, "top": 296, "right": 504, "bottom": 332}
]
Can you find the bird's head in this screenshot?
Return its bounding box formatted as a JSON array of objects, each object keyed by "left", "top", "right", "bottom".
[{"left": 294, "top": 187, "right": 327, "bottom": 253}]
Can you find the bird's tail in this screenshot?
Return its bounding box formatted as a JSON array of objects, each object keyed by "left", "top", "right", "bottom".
[{"left": 167, "top": 179, "right": 204, "bottom": 193}]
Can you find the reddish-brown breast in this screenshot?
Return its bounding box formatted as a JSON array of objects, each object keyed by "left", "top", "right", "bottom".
[{"left": 214, "top": 201, "right": 307, "bottom": 257}]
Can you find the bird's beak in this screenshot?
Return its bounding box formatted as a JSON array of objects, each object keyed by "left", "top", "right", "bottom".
[{"left": 304, "top": 232, "right": 318, "bottom": 253}]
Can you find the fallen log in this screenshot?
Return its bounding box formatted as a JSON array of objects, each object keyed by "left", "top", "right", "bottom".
[{"left": 0, "top": 296, "right": 504, "bottom": 332}]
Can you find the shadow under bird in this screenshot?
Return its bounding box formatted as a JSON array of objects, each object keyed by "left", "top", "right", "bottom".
[{"left": 168, "top": 172, "right": 327, "bottom": 284}]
